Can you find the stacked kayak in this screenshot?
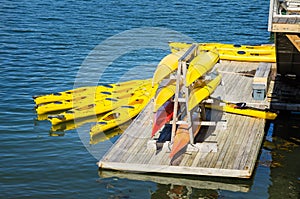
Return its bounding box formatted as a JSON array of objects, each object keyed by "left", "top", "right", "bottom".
[
  {"left": 153, "top": 79, "right": 178, "bottom": 112},
  {"left": 90, "top": 83, "right": 158, "bottom": 136},
  {"left": 33, "top": 79, "right": 158, "bottom": 140},
  {"left": 48, "top": 81, "right": 155, "bottom": 125},
  {"left": 168, "top": 42, "right": 276, "bottom": 62},
  {"left": 188, "top": 73, "right": 222, "bottom": 111},
  {"left": 33, "top": 79, "right": 148, "bottom": 106},
  {"left": 153, "top": 49, "right": 220, "bottom": 112},
  {"left": 185, "top": 48, "right": 219, "bottom": 86},
  {"left": 34, "top": 79, "right": 151, "bottom": 114},
  {"left": 152, "top": 50, "right": 186, "bottom": 85},
  {"left": 33, "top": 41, "right": 278, "bottom": 147},
  {"left": 151, "top": 45, "right": 222, "bottom": 158}
]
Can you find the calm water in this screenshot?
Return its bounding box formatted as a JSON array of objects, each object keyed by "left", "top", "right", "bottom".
[{"left": 1, "top": 0, "right": 299, "bottom": 198}]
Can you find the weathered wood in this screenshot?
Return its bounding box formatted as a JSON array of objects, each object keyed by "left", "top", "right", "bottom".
[
  {"left": 98, "top": 161, "right": 252, "bottom": 178},
  {"left": 286, "top": 34, "right": 300, "bottom": 52},
  {"left": 252, "top": 63, "right": 272, "bottom": 100},
  {"left": 272, "top": 23, "right": 300, "bottom": 33},
  {"left": 98, "top": 61, "right": 273, "bottom": 179},
  {"left": 269, "top": 0, "right": 300, "bottom": 32}
]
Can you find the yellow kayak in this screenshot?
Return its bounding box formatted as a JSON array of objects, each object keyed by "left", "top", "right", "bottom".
[
  {"left": 186, "top": 49, "right": 219, "bottom": 86},
  {"left": 50, "top": 113, "right": 106, "bottom": 132},
  {"left": 169, "top": 42, "right": 275, "bottom": 53},
  {"left": 217, "top": 50, "right": 275, "bottom": 62},
  {"left": 169, "top": 42, "right": 276, "bottom": 63},
  {"left": 205, "top": 103, "right": 277, "bottom": 120},
  {"left": 48, "top": 82, "right": 156, "bottom": 126},
  {"left": 35, "top": 85, "right": 145, "bottom": 115},
  {"left": 90, "top": 84, "right": 158, "bottom": 136},
  {"left": 152, "top": 50, "right": 185, "bottom": 85},
  {"left": 153, "top": 80, "right": 178, "bottom": 112},
  {"left": 153, "top": 78, "right": 210, "bottom": 112},
  {"left": 188, "top": 74, "right": 222, "bottom": 111},
  {"left": 33, "top": 79, "right": 150, "bottom": 105}
]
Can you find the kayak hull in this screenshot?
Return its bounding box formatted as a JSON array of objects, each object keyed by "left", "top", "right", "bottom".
[
  {"left": 169, "top": 114, "right": 201, "bottom": 160},
  {"left": 169, "top": 42, "right": 276, "bottom": 63},
  {"left": 90, "top": 85, "right": 157, "bottom": 136},
  {"left": 33, "top": 79, "right": 151, "bottom": 106},
  {"left": 205, "top": 103, "right": 277, "bottom": 120},
  {"left": 188, "top": 74, "right": 222, "bottom": 111},
  {"left": 151, "top": 100, "right": 174, "bottom": 137},
  {"left": 154, "top": 80, "right": 177, "bottom": 112},
  {"left": 152, "top": 51, "right": 185, "bottom": 85},
  {"left": 186, "top": 49, "right": 219, "bottom": 86},
  {"left": 48, "top": 82, "right": 156, "bottom": 125}
]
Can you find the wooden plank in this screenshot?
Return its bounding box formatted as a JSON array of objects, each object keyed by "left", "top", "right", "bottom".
[
  {"left": 286, "top": 34, "right": 300, "bottom": 52},
  {"left": 190, "top": 111, "right": 224, "bottom": 167},
  {"left": 98, "top": 162, "right": 252, "bottom": 178},
  {"left": 242, "top": 119, "right": 266, "bottom": 173},
  {"left": 200, "top": 113, "right": 237, "bottom": 168},
  {"left": 230, "top": 117, "right": 257, "bottom": 170},
  {"left": 272, "top": 23, "right": 300, "bottom": 33},
  {"left": 216, "top": 115, "right": 247, "bottom": 169},
  {"left": 147, "top": 142, "right": 170, "bottom": 165},
  {"left": 268, "top": 0, "right": 275, "bottom": 32},
  {"left": 124, "top": 136, "right": 149, "bottom": 163},
  {"left": 220, "top": 116, "right": 253, "bottom": 170},
  {"left": 101, "top": 102, "right": 153, "bottom": 162},
  {"left": 235, "top": 118, "right": 264, "bottom": 170}
]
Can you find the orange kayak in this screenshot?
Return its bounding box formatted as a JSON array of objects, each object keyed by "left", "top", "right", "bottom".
[{"left": 170, "top": 117, "right": 201, "bottom": 159}]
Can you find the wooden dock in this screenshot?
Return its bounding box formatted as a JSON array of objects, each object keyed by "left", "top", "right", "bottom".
[{"left": 98, "top": 61, "right": 273, "bottom": 178}]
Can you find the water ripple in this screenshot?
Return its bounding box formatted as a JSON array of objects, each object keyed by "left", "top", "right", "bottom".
[{"left": 0, "top": 0, "right": 283, "bottom": 198}]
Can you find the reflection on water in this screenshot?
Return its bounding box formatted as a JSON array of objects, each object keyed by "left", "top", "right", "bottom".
[
  {"left": 99, "top": 169, "right": 253, "bottom": 198},
  {"left": 267, "top": 112, "right": 300, "bottom": 199}
]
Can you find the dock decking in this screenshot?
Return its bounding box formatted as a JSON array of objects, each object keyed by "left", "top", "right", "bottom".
[{"left": 98, "top": 61, "right": 272, "bottom": 178}]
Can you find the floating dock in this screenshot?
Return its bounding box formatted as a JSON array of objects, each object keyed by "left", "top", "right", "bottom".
[
  {"left": 98, "top": 61, "right": 273, "bottom": 178},
  {"left": 98, "top": 0, "right": 300, "bottom": 178}
]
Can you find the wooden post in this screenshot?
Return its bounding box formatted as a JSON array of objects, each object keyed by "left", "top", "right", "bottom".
[
  {"left": 182, "top": 61, "right": 194, "bottom": 144},
  {"left": 170, "top": 44, "right": 197, "bottom": 144},
  {"left": 171, "top": 60, "right": 183, "bottom": 143}
]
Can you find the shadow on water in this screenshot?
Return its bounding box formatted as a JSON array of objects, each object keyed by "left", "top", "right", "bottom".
[{"left": 265, "top": 111, "right": 300, "bottom": 199}]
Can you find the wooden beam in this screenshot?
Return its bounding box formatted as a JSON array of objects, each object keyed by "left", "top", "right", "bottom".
[
  {"left": 272, "top": 23, "right": 300, "bottom": 33},
  {"left": 286, "top": 34, "right": 300, "bottom": 52},
  {"left": 98, "top": 161, "right": 253, "bottom": 178}
]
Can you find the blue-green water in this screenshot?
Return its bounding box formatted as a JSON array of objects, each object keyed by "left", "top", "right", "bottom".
[{"left": 1, "top": 0, "right": 299, "bottom": 198}]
